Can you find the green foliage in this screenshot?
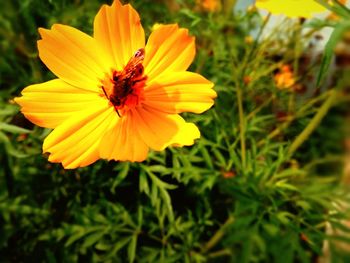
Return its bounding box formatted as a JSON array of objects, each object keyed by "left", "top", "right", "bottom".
[
  {"left": 316, "top": 20, "right": 350, "bottom": 87},
  {"left": 1, "top": 0, "right": 350, "bottom": 262}
]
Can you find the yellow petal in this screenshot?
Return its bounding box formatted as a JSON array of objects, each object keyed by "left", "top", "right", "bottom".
[
  {"left": 144, "top": 24, "right": 195, "bottom": 81},
  {"left": 133, "top": 106, "right": 200, "bottom": 151},
  {"left": 255, "top": 0, "right": 326, "bottom": 18},
  {"left": 94, "top": 0, "right": 145, "bottom": 70},
  {"left": 43, "top": 100, "right": 114, "bottom": 169},
  {"left": 144, "top": 72, "right": 216, "bottom": 114},
  {"left": 14, "top": 79, "right": 102, "bottom": 129},
  {"left": 38, "top": 24, "right": 111, "bottom": 92},
  {"left": 170, "top": 122, "right": 201, "bottom": 147},
  {"left": 99, "top": 111, "right": 148, "bottom": 162}
]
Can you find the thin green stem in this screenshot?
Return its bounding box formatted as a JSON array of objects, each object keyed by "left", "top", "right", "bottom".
[
  {"left": 247, "top": 96, "right": 274, "bottom": 120},
  {"left": 288, "top": 20, "right": 303, "bottom": 114},
  {"left": 257, "top": 90, "right": 333, "bottom": 146},
  {"left": 236, "top": 87, "right": 246, "bottom": 169},
  {"left": 316, "top": 0, "right": 350, "bottom": 18},
  {"left": 201, "top": 216, "right": 235, "bottom": 254},
  {"left": 242, "top": 13, "right": 271, "bottom": 76},
  {"left": 288, "top": 89, "right": 338, "bottom": 156},
  {"left": 257, "top": 116, "right": 295, "bottom": 147},
  {"left": 224, "top": 0, "right": 237, "bottom": 17},
  {"left": 208, "top": 248, "right": 232, "bottom": 258},
  {"left": 303, "top": 155, "right": 344, "bottom": 171}
]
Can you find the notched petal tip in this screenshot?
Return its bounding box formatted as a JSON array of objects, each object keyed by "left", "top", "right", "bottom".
[
  {"left": 37, "top": 24, "right": 110, "bottom": 92},
  {"left": 151, "top": 23, "right": 178, "bottom": 32},
  {"left": 171, "top": 123, "right": 200, "bottom": 147},
  {"left": 13, "top": 96, "right": 21, "bottom": 105},
  {"left": 37, "top": 27, "right": 49, "bottom": 37},
  {"left": 93, "top": 0, "right": 145, "bottom": 69},
  {"left": 38, "top": 24, "right": 67, "bottom": 39},
  {"left": 144, "top": 24, "right": 196, "bottom": 80},
  {"left": 111, "top": 0, "right": 122, "bottom": 8},
  {"left": 134, "top": 107, "right": 201, "bottom": 151}
]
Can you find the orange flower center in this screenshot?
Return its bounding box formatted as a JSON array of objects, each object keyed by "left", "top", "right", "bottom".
[{"left": 101, "top": 48, "right": 147, "bottom": 117}]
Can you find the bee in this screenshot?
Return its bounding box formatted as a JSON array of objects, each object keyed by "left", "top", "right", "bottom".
[{"left": 102, "top": 48, "right": 146, "bottom": 117}]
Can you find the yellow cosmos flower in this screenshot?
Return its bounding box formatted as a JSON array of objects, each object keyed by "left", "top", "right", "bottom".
[
  {"left": 255, "top": 0, "right": 327, "bottom": 18},
  {"left": 15, "top": 0, "right": 217, "bottom": 169}
]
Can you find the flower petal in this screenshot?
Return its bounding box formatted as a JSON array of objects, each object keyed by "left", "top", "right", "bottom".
[
  {"left": 15, "top": 79, "right": 102, "bottom": 129},
  {"left": 43, "top": 100, "right": 114, "bottom": 169},
  {"left": 99, "top": 111, "right": 148, "bottom": 162},
  {"left": 255, "top": 0, "right": 326, "bottom": 18},
  {"left": 38, "top": 24, "right": 111, "bottom": 92},
  {"left": 143, "top": 24, "right": 195, "bottom": 81},
  {"left": 144, "top": 72, "right": 216, "bottom": 114},
  {"left": 94, "top": 0, "right": 145, "bottom": 70},
  {"left": 133, "top": 106, "right": 200, "bottom": 151}
]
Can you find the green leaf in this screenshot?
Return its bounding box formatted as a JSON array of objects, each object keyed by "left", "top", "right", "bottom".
[
  {"left": 159, "top": 186, "right": 174, "bottom": 223},
  {"left": 262, "top": 223, "right": 279, "bottom": 237},
  {"left": 147, "top": 165, "right": 169, "bottom": 173},
  {"left": 139, "top": 170, "right": 150, "bottom": 195},
  {"left": 95, "top": 241, "right": 112, "bottom": 251},
  {"left": 199, "top": 144, "right": 214, "bottom": 170},
  {"left": 0, "top": 131, "right": 28, "bottom": 158},
  {"left": 0, "top": 122, "right": 31, "bottom": 134},
  {"left": 275, "top": 180, "right": 299, "bottom": 192},
  {"left": 82, "top": 230, "right": 107, "bottom": 248},
  {"left": 64, "top": 226, "right": 105, "bottom": 247},
  {"left": 128, "top": 234, "right": 138, "bottom": 263},
  {"left": 316, "top": 21, "right": 350, "bottom": 87},
  {"left": 64, "top": 229, "right": 86, "bottom": 247},
  {"left": 102, "top": 237, "right": 131, "bottom": 260},
  {"left": 111, "top": 162, "right": 130, "bottom": 193},
  {"left": 145, "top": 169, "right": 177, "bottom": 190},
  {"left": 276, "top": 212, "right": 294, "bottom": 225}
]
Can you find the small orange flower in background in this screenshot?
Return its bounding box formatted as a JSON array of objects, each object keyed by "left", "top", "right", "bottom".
[
  {"left": 274, "top": 65, "right": 295, "bottom": 89},
  {"left": 15, "top": 0, "right": 217, "bottom": 169},
  {"left": 196, "top": 0, "right": 221, "bottom": 12},
  {"left": 255, "top": 0, "right": 327, "bottom": 18}
]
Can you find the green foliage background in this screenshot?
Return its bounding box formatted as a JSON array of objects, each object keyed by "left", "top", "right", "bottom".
[{"left": 1, "top": 0, "right": 350, "bottom": 262}]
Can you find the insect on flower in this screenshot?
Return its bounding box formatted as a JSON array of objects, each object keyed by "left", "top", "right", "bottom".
[
  {"left": 103, "top": 48, "right": 146, "bottom": 117},
  {"left": 15, "top": 0, "right": 217, "bottom": 169}
]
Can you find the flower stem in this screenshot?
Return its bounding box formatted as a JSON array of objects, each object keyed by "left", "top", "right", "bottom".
[
  {"left": 237, "top": 86, "right": 246, "bottom": 170},
  {"left": 202, "top": 216, "right": 235, "bottom": 254},
  {"left": 288, "top": 89, "right": 338, "bottom": 156},
  {"left": 208, "top": 248, "right": 232, "bottom": 258},
  {"left": 257, "top": 90, "right": 333, "bottom": 146},
  {"left": 247, "top": 96, "right": 274, "bottom": 120},
  {"left": 0, "top": 146, "right": 14, "bottom": 197}
]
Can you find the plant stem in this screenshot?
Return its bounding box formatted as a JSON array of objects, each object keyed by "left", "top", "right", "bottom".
[
  {"left": 202, "top": 216, "right": 235, "bottom": 254},
  {"left": 247, "top": 96, "right": 274, "bottom": 120},
  {"left": 288, "top": 89, "right": 338, "bottom": 156},
  {"left": 0, "top": 146, "right": 14, "bottom": 197},
  {"left": 257, "top": 90, "right": 333, "bottom": 146},
  {"left": 237, "top": 87, "right": 246, "bottom": 169},
  {"left": 208, "top": 248, "right": 232, "bottom": 258},
  {"left": 257, "top": 116, "right": 295, "bottom": 146}
]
